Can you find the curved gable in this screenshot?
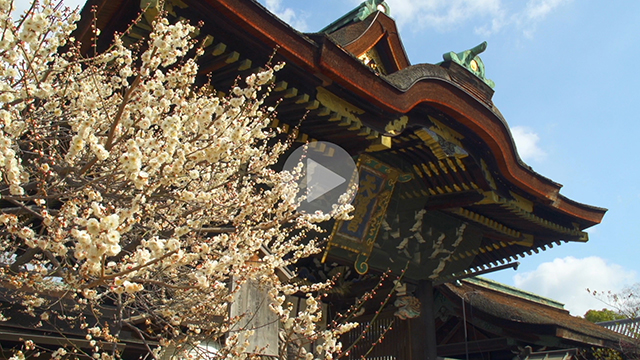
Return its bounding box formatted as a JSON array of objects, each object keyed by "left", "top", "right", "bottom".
[{"left": 326, "top": 12, "right": 410, "bottom": 74}]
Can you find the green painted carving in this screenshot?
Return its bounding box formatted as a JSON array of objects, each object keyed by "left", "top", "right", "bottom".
[
  {"left": 443, "top": 41, "right": 495, "bottom": 89},
  {"left": 397, "top": 173, "right": 414, "bottom": 183},
  {"left": 355, "top": 0, "right": 390, "bottom": 21},
  {"left": 354, "top": 253, "right": 370, "bottom": 275},
  {"left": 394, "top": 295, "right": 421, "bottom": 319}
]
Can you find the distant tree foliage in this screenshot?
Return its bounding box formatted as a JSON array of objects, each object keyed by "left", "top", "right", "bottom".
[
  {"left": 590, "top": 284, "right": 640, "bottom": 319},
  {"left": 584, "top": 309, "right": 626, "bottom": 323}
]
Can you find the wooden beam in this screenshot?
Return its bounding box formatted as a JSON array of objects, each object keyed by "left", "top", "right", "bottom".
[
  {"left": 437, "top": 337, "right": 511, "bottom": 357},
  {"left": 423, "top": 190, "right": 484, "bottom": 210},
  {"left": 413, "top": 280, "right": 438, "bottom": 360},
  {"left": 439, "top": 319, "right": 463, "bottom": 345}
]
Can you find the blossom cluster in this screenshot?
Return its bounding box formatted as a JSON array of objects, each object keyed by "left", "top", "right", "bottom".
[{"left": 0, "top": 1, "right": 354, "bottom": 360}]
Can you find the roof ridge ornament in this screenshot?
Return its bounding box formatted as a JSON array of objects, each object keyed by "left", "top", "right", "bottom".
[
  {"left": 355, "top": 0, "right": 390, "bottom": 21},
  {"left": 443, "top": 41, "right": 496, "bottom": 89},
  {"left": 319, "top": 0, "right": 390, "bottom": 34}
]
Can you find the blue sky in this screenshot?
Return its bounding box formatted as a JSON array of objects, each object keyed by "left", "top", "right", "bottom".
[{"left": 20, "top": 0, "right": 640, "bottom": 316}]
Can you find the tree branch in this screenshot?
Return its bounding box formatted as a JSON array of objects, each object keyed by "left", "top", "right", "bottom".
[
  {"left": 9, "top": 247, "right": 39, "bottom": 273},
  {"left": 123, "top": 322, "right": 158, "bottom": 360},
  {"left": 83, "top": 249, "right": 179, "bottom": 289}
]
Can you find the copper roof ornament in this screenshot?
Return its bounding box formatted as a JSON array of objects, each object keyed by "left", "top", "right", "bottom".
[{"left": 442, "top": 41, "right": 496, "bottom": 89}]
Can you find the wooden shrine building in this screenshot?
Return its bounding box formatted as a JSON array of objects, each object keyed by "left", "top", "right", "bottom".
[
  {"left": 61, "top": 0, "right": 628, "bottom": 358},
  {"left": 75, "top": 0, "right": 608, "bottom": 278}
]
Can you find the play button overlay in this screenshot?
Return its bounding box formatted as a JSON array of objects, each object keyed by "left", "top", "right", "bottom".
[
  {"left": 306, "top": 158, "right": 346, "bottom": 202},
  {"left": 283, "top": 141, "right": 358, "bottom": 215}
]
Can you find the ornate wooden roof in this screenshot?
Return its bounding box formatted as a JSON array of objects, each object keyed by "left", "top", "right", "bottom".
[{"left": 75, "top": 0, "right": 607, "bottom": 281}]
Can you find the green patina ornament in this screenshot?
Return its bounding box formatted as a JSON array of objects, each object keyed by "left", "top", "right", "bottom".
[
  {"left": 443, "top": 41, "right": 496, "bottom": 89},
  {"left": 320, "top": 0, "right": 390, "bottom": 34},
  {"left": 355, "top": 0, "right": 390, "bottom": 21}
]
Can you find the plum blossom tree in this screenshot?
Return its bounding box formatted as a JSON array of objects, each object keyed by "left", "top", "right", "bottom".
[{"left": 0, "top": 1, "right": 355, "bottom": 359}]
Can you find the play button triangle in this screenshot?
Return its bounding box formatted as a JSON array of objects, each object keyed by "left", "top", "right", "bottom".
[{"left": 305, "top": 158, "right": 346, "bottom": 203}]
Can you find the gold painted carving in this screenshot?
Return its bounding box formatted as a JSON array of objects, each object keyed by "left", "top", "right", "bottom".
[
  {"left": 477, "top": 190, "right": 585, "bottom": 241},
  {"left": 385, "top": 116, "right": 408, "bottom": 135},
  {"left": 480, "top": 159, "right": 497, "bottom": 190},
  {"left": 415, "top": 128, "right": 447, "bottom": 159},
  {"left": 512, "top": 234, "right": 534, "bottom": 247},
  {"left": 316, "top": 87, "right": 364, "bottom": 128},
  {"left": 476, "top": 192, "right": 535, "bottom": 246},
  {"left": 508, "top": 191, "right": 534, "bottom": 213},
  {"left": 316, "top": 87, "right": 389, "bottom": 151},
  {"left": 358, "top": 47, "right": 387, "bottom": 75},
  {"left": 414, "top": 117, "right": 468, "bottom": 160},
  {"left": 451, "top": 207, "right": 527, "bottom": 240},
  {"left": 141, "top": 0, "right": 187, "bottom": 21},
  {"left": 428, "top": 116, "right": 465, "bottom": 148},
  {"left": 503, "top": 202, "right": 587, "bottom": 241},
  {"left": 366, "top": 136, "right": 392, "bottom": 152}
]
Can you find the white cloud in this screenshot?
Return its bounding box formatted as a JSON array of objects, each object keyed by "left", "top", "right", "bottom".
[
  {"left": 524, "top": 0, "right": 570, "bottom": 21},
  {"left": 514, "top": 256, "right": 637, "bottom": 316},
  {"left": 513, "top": 0, "right": 572, "bottom": 37},
  {"left": 387, "top": 0, "right": 505, "bottom": 34},
  {"left": 510, "top": 125, "right": 546, "bottom": 163},
  {"left": 264, "top": 0, "right": 309, "bottom": 32},
  {"left": 384, "top": 0, "right": 571, "bottom": 36}
]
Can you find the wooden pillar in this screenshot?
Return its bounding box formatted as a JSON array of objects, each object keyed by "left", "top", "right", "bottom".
[{"left": 412, "top": 280, "right": 438, "bottom": 360}]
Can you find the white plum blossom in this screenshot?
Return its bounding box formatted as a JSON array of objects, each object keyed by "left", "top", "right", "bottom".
[{"left": 0, "top": 1, "right": 355, "bottom": 360}]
